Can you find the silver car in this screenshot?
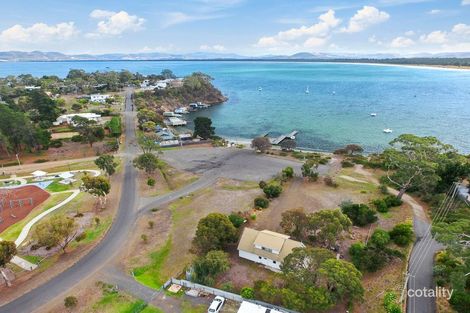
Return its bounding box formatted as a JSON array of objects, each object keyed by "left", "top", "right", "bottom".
[{"left": 208, "top": 296, "right": 225, "bottom": 313}]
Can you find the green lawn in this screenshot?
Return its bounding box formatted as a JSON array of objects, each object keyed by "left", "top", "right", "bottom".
[
  {"left": 46, "top": 180, "right": 71, "bottom": 192},
  {"left": 0, "top": 192, "right": 72, "bottom": 241},
  {"left": 89, "top": 290, "right": 163, "bottom": 313},
  {"left": 72, "top": 217, "right": 112, "bottom": 246},
  {"left": 181, "top": 301, "right": 206, "bottom": 313},
  {"left": 132, "top": 238, "right": 172, "bottom": 290}
]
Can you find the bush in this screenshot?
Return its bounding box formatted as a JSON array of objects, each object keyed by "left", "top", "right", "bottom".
[
  {"left": 141, "top": 234, "right": 148, "bottom": 243},
  {"left": 341, "top": 160, "right": 354, "bottom": 168},
  {"left": 379, "top": 184, "right": 389, "bottom": 195},
  {"left": 254, "top": 197, "right": 269, "bottom": 209},
  {"left": 370, "top": 229, "right": 390, "bottom": 248},
  {"left": 49, "top": 139, "right": 63, "bottom": 148},
  {"left": 64, "top": 296, "right": 78, "bottom": 309},
  {"left": 241, "top": 287, "right": 255, "bottom": 299},
  {"left": 384, "top": 195, "right": 403, "bottom": 207},
  {"left": 349, "top": 244, "right": 388, "bottom": 272},
  {"left": 147, "top": 178, "right": 156, "bottom": 187},
  {"left": 372, "top": 199, "right": 389, "bottom": 213},
  {"left": 282, "top": 167, "right": 294, "bottom": 179},
  {"left": 258, "top": 180, "right": 267, "bottom": 189},
  {"left": 340, "top": 201, "right": 377, "bottom": 226},
  {"left": 323, "top": 176, "right": 338, "bottom": 188},
  {"left": 34, "top": 158, "right": 49, "bottom": 163},
  {"left": 228, "top": 213, "right": 245, "bottom": 228},
  {"left": 71, "top": 135, "right": 83, "bottom": 142},
  {"left": 389, "top": 223, "right": 413, "bottom": 246},
  {"left": 263, "top": 184, "right": 282, "bottom": 198},
  {"left": 74, "top": 232, "right": 86, "bottom": 242}
]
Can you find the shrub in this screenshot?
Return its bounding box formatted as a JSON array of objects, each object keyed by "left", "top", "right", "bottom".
[
  {"left": 64, "top": 296, "right": 78, "bottom": 309},
  {"left": 341, "top": 160, "right": 354, "bottom": 168},
  {"left": 141, "top": 234, "right": 148, "bottom": 243},
  {"left": 34, "top": 159, "right": 49, "bottom": 163},
  {"left": 74, "top": 232, "right": 86, "bottom": 242},
  {"left": 258, "top": 180, "right": 267, "bottom": 189},
  {"left": 379, "top": 184, "right": 389, "bottom": 195},
  {"left": 147, "top": 178, "right": 156, "bottom": 187},
  {"left": 372, "top": 199, "right": 389, "bottom": 213},
  {"left": 389, "top": 223, "right": 413, "bottom": 246},
  {"left": 49, "top": 139, "right": 63, "bottom": 148},
  {"left": 241, "top": 287, "right": 255, "bottom": 299},
  {"left": 282, "top": 167, "right": 294, "bottom": 179},
  {"left": 254, "top": 197, "right": 269, "bottom": 209},
  {"left": 384, "top": 195, "right": 403, "bottom": 207},
  {"left": 148, "top": 221, "right": 154, "bottom": 229},
  {"left": 71, "top": 135, "right": 83, "bottom": 142},
  {"left": 228, "top": 213, "right": 245, "bottom": 228},
  {"left": 370, "top": 229, "right": 390, "bottom": 248},
  {"left": 263, "top": 184, "right": 282, "bottom": 198},
  {"left": 340, "top": 201, "right": 377, "bottom": 226},
  {"left": 324, "top": 176, "right": 338, "bottom": 188}
]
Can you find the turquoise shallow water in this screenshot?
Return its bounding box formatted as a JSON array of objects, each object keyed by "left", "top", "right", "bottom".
[{"left": 1, "top": 61, "right": 470, "bottom": 152}]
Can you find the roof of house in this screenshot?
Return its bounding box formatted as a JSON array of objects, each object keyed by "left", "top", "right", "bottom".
[
  {"left": 31, "top": 170, "right": 47, "bottom": 176},
  {"left": 237, "top": 228, "right": 304, "bottom": 263},
  {"left": 237, "top": 301, "right": 282, "bottom": 313}
]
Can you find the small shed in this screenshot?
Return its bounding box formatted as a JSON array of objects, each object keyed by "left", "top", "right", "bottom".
[
  {"left": 58, "top": 172, "right": 75, "bottom": 184},
  {"left": 31, "top": 170, "right": 47, "bottom": 180}
]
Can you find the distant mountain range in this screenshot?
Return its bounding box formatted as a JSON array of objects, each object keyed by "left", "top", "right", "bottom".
[{"left": 1, "top": 50, "right": 470, "bottom": 62}]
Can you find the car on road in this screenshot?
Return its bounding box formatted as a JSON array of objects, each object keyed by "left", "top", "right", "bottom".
[{"left": 208, "top": 296, "right": 225, "bottom": 313}]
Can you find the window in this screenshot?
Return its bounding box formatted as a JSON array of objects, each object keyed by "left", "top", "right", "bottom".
[
  {"left": 273, "top": 261, "right": 277, "bottom": 264},
  {"left": 259, "top": 256, "right": 262, "bottom": 259},
  {"left": 261, "top": 246, "right": 273, "bottom": 253}
]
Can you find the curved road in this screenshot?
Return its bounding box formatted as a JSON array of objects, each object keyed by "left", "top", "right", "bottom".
[{"left": 0, "top": 89, "right": 306, "bottom": 313}]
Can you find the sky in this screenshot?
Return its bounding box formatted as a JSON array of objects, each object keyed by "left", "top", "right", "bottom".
[{"left": 0, "top": 0, "right": 470, "bottom": 55}]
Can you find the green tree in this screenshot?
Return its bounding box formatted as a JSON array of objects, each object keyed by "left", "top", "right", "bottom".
[
  {"left": 71, "top": 103, "right": 82, "bottom": 112},
  {"left": 308, "top": 209, "right": 352, "bottom": 247},
  {"left": 254, "top": 197, "right": 269, "bottom": 209},
  {"left": 94, "top": 154, "right": 117, "bottom": 176},
  {"left": 192, "top": 250, "right": 230, "bottom": 286},
  {"left": 241, "top": 287, "right": 255, "bottom": 299},
  {"left": 80, "top": 175, "right": 111, "bottom": 207},
  {"left": 161, "top": 69, "right": 176, "bottom": 79},
  {"left": 34, "top": 215, "right": 78, "bottom": 253},
  {"left": 382, "top": 134, "right": 454, "bottom": 199},
  {"left": 251, "top": 137, "right": 272, "bottom": 153},
  {"left": 193, "top": 117, "right": 215, "bottom": 139},
  {"left": 282, "top": 247, "right": 335, "bottom": 287},
  {"left": 133, "top": 153, "right": 160, "bottom": 174},
  {"left": 0, "top": 241, "right": 17, "bottom": 268},
  {"left": 193, "top": 213, "right": 238, "bottom": 254},
  {"left": 72, "top": 116, "right": 104, "bottom": 147},
  {"left": 263, "top": 183, "right": 282, "bottom": 198},
  {"left": 318, "top": 259, "right": 364, "bottom": 303},
  {"left": 64, "top": 296, "right": 78, "bottom": 310},
  {"left": 280, "top": 208, "right": 308, "bottom": 241},
  {"left": 137, "top": 133, "right": 161, "bottom": 154},
  {"left": 282, "top": 166, "right": 294, "bottom": 179},
  {"left": 301, "top": 160, "right": 319, "bottom": 182}
]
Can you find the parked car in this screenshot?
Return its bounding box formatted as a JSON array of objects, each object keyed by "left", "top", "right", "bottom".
[{"left": 208, "top": 296, "right": 225, "bottom": 313}]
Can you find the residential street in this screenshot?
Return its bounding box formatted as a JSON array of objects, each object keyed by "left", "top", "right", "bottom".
[{"left": 0, "top": 89, "right": 314, "bottom": 313}]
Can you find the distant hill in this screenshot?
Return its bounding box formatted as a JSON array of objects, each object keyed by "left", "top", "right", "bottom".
[{"left": 1, "top": 50, "right": 470, "bottom": 67}]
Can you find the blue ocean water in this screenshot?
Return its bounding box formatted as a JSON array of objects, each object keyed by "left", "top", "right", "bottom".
[{"left": 1, "top": 61, "right": 469, "bottom": 152}]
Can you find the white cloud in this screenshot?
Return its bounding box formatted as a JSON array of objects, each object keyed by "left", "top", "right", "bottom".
[
  {"left": 200, "top": 44, "right": 226, "bottom": 51},
  {"left": 255, "top": 10, "right": 340, "bottom": 50},
  {"left": 87, "top": 10, "right": 145, "bottom": 37},
  {"left": 419, "top": 30, "right": 448, "bottom": 44},
  {"left": 390, "top": 36, "right": 415, "bottom": 48},
  {"left": 427, "top": 9, "right": 441, "bottom": 15},
  {"left": 452, "top": 23, "right": 470, "bottom": 36},
  {"left": 462, "top": 0, "right": 470, "bottom": 5},
  {"left": 161, "top": 12, "right": 222, "bottom": 28},
  {"left": 0, "top": 22, "right": 77, "bottom": 43},
  {"left": 340, "top": 6, "right": 390, "bottom": 33},
  {"left": 405, "top": 30, "right": 415, "bottom": 36}
]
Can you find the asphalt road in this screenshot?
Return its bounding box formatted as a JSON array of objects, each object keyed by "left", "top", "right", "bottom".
[{"left": 0, "top": 89, "right": 315, "bottom": 313}]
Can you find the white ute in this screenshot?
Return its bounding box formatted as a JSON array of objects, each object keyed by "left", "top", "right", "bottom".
[{"left": 208, "top": 296, "right": 225, "bottom": 313}]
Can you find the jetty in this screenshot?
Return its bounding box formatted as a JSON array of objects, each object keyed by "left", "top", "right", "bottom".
[{"left": 263, "top": 130, "right": 298, "bottom": 145}]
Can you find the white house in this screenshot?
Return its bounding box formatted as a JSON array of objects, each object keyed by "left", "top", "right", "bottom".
[
  {"left": 53, "top": 113, "right": 102, "bottom": 126},
  {"left": 31, "top": 170, "right": 47, "bottom": 180},
  {"left": 164, "top": 117, "right": 187, "bottom": 126},
  {"left": 237, "top": 228, "right": 305, "bottom": 271},
  {"left": 90, "top": 94, "right": 110, "bottom": 103},
  {"left": 237, "top": 301, "right": 282, "bottom": 313}
]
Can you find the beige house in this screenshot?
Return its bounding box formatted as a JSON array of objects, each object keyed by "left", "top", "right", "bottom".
[{"left": 237, "top": 228, "right": 305, "bottom": 271}]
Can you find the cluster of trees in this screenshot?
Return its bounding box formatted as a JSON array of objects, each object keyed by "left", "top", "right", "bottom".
[
  {"left": 133, "top": 133, "right": 163, "bottom": 179},
  {"left": 193, "top": 117, "right": 215, "bottom": 140},
  {"left": 0, "top": 89, "right": 62, "bottom": 154},
  {"left": 280, "top": 208, "right": 351, "bottom": 248},
  {"left": 253, "top": 247, "right": 364, "bottom": 311},
  {"left": 255, "top": 166, "right": 295, "bottom": 208},
  {"left": 191, "top": 213, "right": 238, "bottom": 286},
  {"left": 349, "top": 226, "right": 407, "bottom": 272}
]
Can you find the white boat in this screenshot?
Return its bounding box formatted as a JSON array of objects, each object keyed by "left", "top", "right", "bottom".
[
  {"left": 370, "top": 113, "right": 377, "bottom": 117},
  {"left": 258, "top": 87, "right": 262, "bottom": 91},
  {"left": 174, "top": 107, "right": 188, "bottom": 114},
  {"left": 383, "top": 128, "right": 393, "bottom": 133},
  {"left": 163, "top": 112, "right": 182, "bottom": 118},
  {"left": 305, "top": 86, "right": 310, "bottom": 94},
  {"left": 332, "top": 91, "right": 336, "bottom": 95}
]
